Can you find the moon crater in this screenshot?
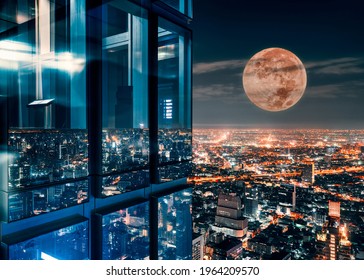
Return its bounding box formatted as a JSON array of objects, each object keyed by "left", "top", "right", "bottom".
[{"left": 242, "top": 48, "right": 307, "bottom": 112}]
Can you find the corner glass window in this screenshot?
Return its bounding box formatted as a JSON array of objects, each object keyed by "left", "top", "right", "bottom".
[
  {"left": 158, "top": 18, "right": 192, "bottom": 165},
  {"left": 157, "top": 187, "right": 192, "bottom": 259},
  {"left": 99, "top": 0, "right": 149, "bottom": 175},
  {"left": 2, "top": 0, "right": 87, "bottom": 190}
]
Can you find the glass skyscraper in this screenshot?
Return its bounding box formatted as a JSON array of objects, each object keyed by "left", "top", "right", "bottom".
[{"left": 0, "top": 0, "right": 192, "bottom": 260}]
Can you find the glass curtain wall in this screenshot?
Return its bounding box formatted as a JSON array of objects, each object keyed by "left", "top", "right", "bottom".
[
  {"left": 96, "top": 201, "right": 149, "bottom": 260},
  {"left": 90, "top": 0, "right": 149, "bottom": 197},
  {"left": 0, "top": 0, "right": 88, "bottom": 222},
  {"left": 156, "top": 187, "right": 192, "bottom": 260},
  {"left": 157, "top": 17, "right": 191, "bottom": 181},
  {"left": 2, "top": 217, "right": 88, "bottom": 260},
  {"left": 157, "top": 0, "right": 193, "bottom": 17}
]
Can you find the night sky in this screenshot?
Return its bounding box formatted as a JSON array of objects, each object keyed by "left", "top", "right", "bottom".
[{"left": 192, "top": 0, "right": 364, "bottom": 129}]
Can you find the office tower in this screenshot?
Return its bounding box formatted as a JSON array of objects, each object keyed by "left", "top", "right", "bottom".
[
  {"left": 154, "top": 188, "right": 192, "bottom": 260},
  {"left": 192, "top": 233, "right": 205, "bottom": 260},
  {"left": 302, "top": 163, "right": 315, "bottom": 184},
  {"left": 243, "top": 182, "right": 259, "bottom": 218},
  {"left": 315, "top": 201, "right": 353, "bottom": 260},
  {"left": 0, "top": 0, "right": 193, "bottom": 260},
  {"left": 245, "top": 198, "right": 259, "bottom": 218},
  {"left": 277, "top": 184, "right": 296, "bottom": 215},
  {"left": 338, "top": 224, "right": 353, "bottom": 260},
  {"left": 211, "top": 193, "right": 248, "bottom": 238},
  {"left": 328, "top": 201, "right": 340, "bottom": 218},
  {"left": 315, "top": 201, "right": 341, "bottom": 260}
]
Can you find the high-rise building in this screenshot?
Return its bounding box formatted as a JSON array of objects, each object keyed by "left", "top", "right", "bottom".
[
  {"left": 328, "top": 200, "right": 340, "bottom": 218},
  {"left": 277, "top": 184, "right": 296, "bottom": 215},
  {"left": 315, "top": 201, "right": 354, "bottom": 260},
  {"left": 0, "top": 0, "right": 193, "bottom": 260},
  {"left": 302, "top": 163, "right": 315, "bottom": 184},
  {"left": 211, "top": 193, "right": 248, "bottom": 238},
  {"left": 192, "top": 233, "right": 205, "bottom": 260}
]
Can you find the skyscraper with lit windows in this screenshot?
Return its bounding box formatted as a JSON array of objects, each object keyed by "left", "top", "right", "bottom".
[
  {"left": 315, "top": 201, "right": 354, "bottom": 260},
  {"left": 211, "top": 193, "right": 248, "bottom": 238},
  {"left": 0, "top": 0, "right": 193, "bottom": 260}
]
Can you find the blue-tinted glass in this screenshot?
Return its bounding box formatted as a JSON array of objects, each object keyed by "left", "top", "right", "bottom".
[
  {"left": 101, "top": 202, "right": 149, "bottom": 260},
  {"left": 0, "top": 0, "right": 88, "bottom": 223},
  {"left": 2, "top": 0, "right": 87, "bottom": 192},
  {"left": 157, "top": 0, "right": 192, "bottom": 17},
  {"left": 8, "top": 180, "right": 88, "bottom": 222},
  {"left": 8, "top": 220, "right": 89, "bottom": 260},
  {"left": 102, "top": 170, "right": 149, "bottom": 197},
  {"left": 157, "top": 188, "right": 192, "bottom": 259},
  {"left": 158, "top": 19, "right": 192, "bottom": 165},
  {"left": 99, "top": 0, "right": 149, "bottom": 175},
  {"left": 102, "top": 129, "right": 149, "bottom": 174},
  {"left": 8, "top": 129, "right": 88, "bottom": 190}
]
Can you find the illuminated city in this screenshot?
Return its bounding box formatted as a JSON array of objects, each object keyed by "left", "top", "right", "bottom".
[{"left": 190, "top": 128, "right": 364, "bottom": 260}]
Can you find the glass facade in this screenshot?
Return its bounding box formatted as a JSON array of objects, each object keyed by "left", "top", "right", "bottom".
[
  {"left": 101, "top": 170, "right": 149, "bottom": 197},
  {"left": 0, "top": 0, "right": 192, "bottom": 260},
  {"left": 0, "top": 0, "right": 89, "bottom": 222},
  {"left": 99, "top": 0, "right": 149, "bottom": 175},
  {"left": 158, "top": 161, "right": 192, "bottom": 183},
  {"left": 97, "top": 201, "right": 149, "bottom": 260},
  {"left": 2, "top": 216, "right": 88, "bottom": 260},
  {"left": 5, "top": 180, "right": 88, "bottom": 222},
  {"left": 157, "top": 0, "right": 193, "bottom": 17},
  {"left": 156, "top": 187, "right": 192, "bottom": 260},
  {"left": 158, "top": 18, "right": 192, "bottom": 166}
]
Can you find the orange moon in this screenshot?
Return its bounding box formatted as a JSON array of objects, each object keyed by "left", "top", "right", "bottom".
[{"left": 242, "top": 47, "right": 307, "bottom": 112}]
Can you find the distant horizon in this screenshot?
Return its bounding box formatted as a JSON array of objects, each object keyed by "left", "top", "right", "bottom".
[{"left": 193, "top": 124, "right": 364, "bottom": 130}]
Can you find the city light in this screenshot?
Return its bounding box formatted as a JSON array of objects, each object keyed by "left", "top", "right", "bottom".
[{"left": 191, "top": 128, "right": 364, "bottom": 260}]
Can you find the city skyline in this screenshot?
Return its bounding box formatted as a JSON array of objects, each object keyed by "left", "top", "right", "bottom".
[
  {"left": 192, "top": 0, "right": 364, "bottom": 129},
  {"left": 191, "top": 127, "right": 364, "bottom": 260}
]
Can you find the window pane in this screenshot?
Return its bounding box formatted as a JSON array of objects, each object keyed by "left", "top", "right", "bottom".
[
  {"left": 8, "top": 129, "right": 88, "bottom": 190},
  {"left": 158, "top": 18, "right": 192, "bottom": 165},
  {"left": 100, "top": 0, "right": 149, "bottom": 174},
  {"left": 157, "top": 188, "right": 192, "bottom": 259},
  {"left": 8, "top": 180, "right": 88, "bottom": 222},
  {"left": 3, "top": 0, "right": 87, "bottom": 190},
  {"left": 102, "top": 170, "right": 149, "bottom": 197},
  {"left": 7, "top": 218, "right": 89, "bottom": 260},
  {"left": 158, "top": 161, "right": 192, "bottom": 183},
  {"left": 157, "top": 0, "right": 192, "bottom": 17},
  {"left": 101, "top": 201, "right": 149, "bottom": 260}
]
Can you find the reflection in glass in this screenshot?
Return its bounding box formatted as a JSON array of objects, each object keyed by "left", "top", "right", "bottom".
[
  {"left": 6, "top": 219, "right": 88, "bottom": 260},
  {"left": 158, "top": 161, "right": 192, "bottom": 183},
  {"left": 157, "top": 188, "right": 192, "bottom": 260},
  {"left": 1, "top": 1, "right": 87, "bottom": 190},
  {"left": 158, "top": 0, "right": 192, "bottom": 16},
  {"left": 102, "top": 129, "right": 149, "bottom": 174},
  {"left": 7, "top": 129, "right": 88, "bottom": 190},
  {"left": 102, "top": 170, "right": 149, "bottom": 197},
  {"left": 8, "top": 180, "right": 88, "bottom": 222},
  {"left": 158, "top": 19, "right": 191, "bottom": 164},
  {"left": 101, "top": 202, "right": 149, "bottom": 260},
  {"left": 99, "top": 0, "right": 149, "bottom": 175}
]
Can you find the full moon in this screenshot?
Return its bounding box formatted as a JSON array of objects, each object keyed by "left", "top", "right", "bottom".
[{"left": 242, "top": 47, "right": 307, "bottom": 112}]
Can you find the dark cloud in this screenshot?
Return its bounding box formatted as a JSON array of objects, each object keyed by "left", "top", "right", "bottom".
[{"left": 192, "top": 0, "right": 364, "bottom": 128}]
